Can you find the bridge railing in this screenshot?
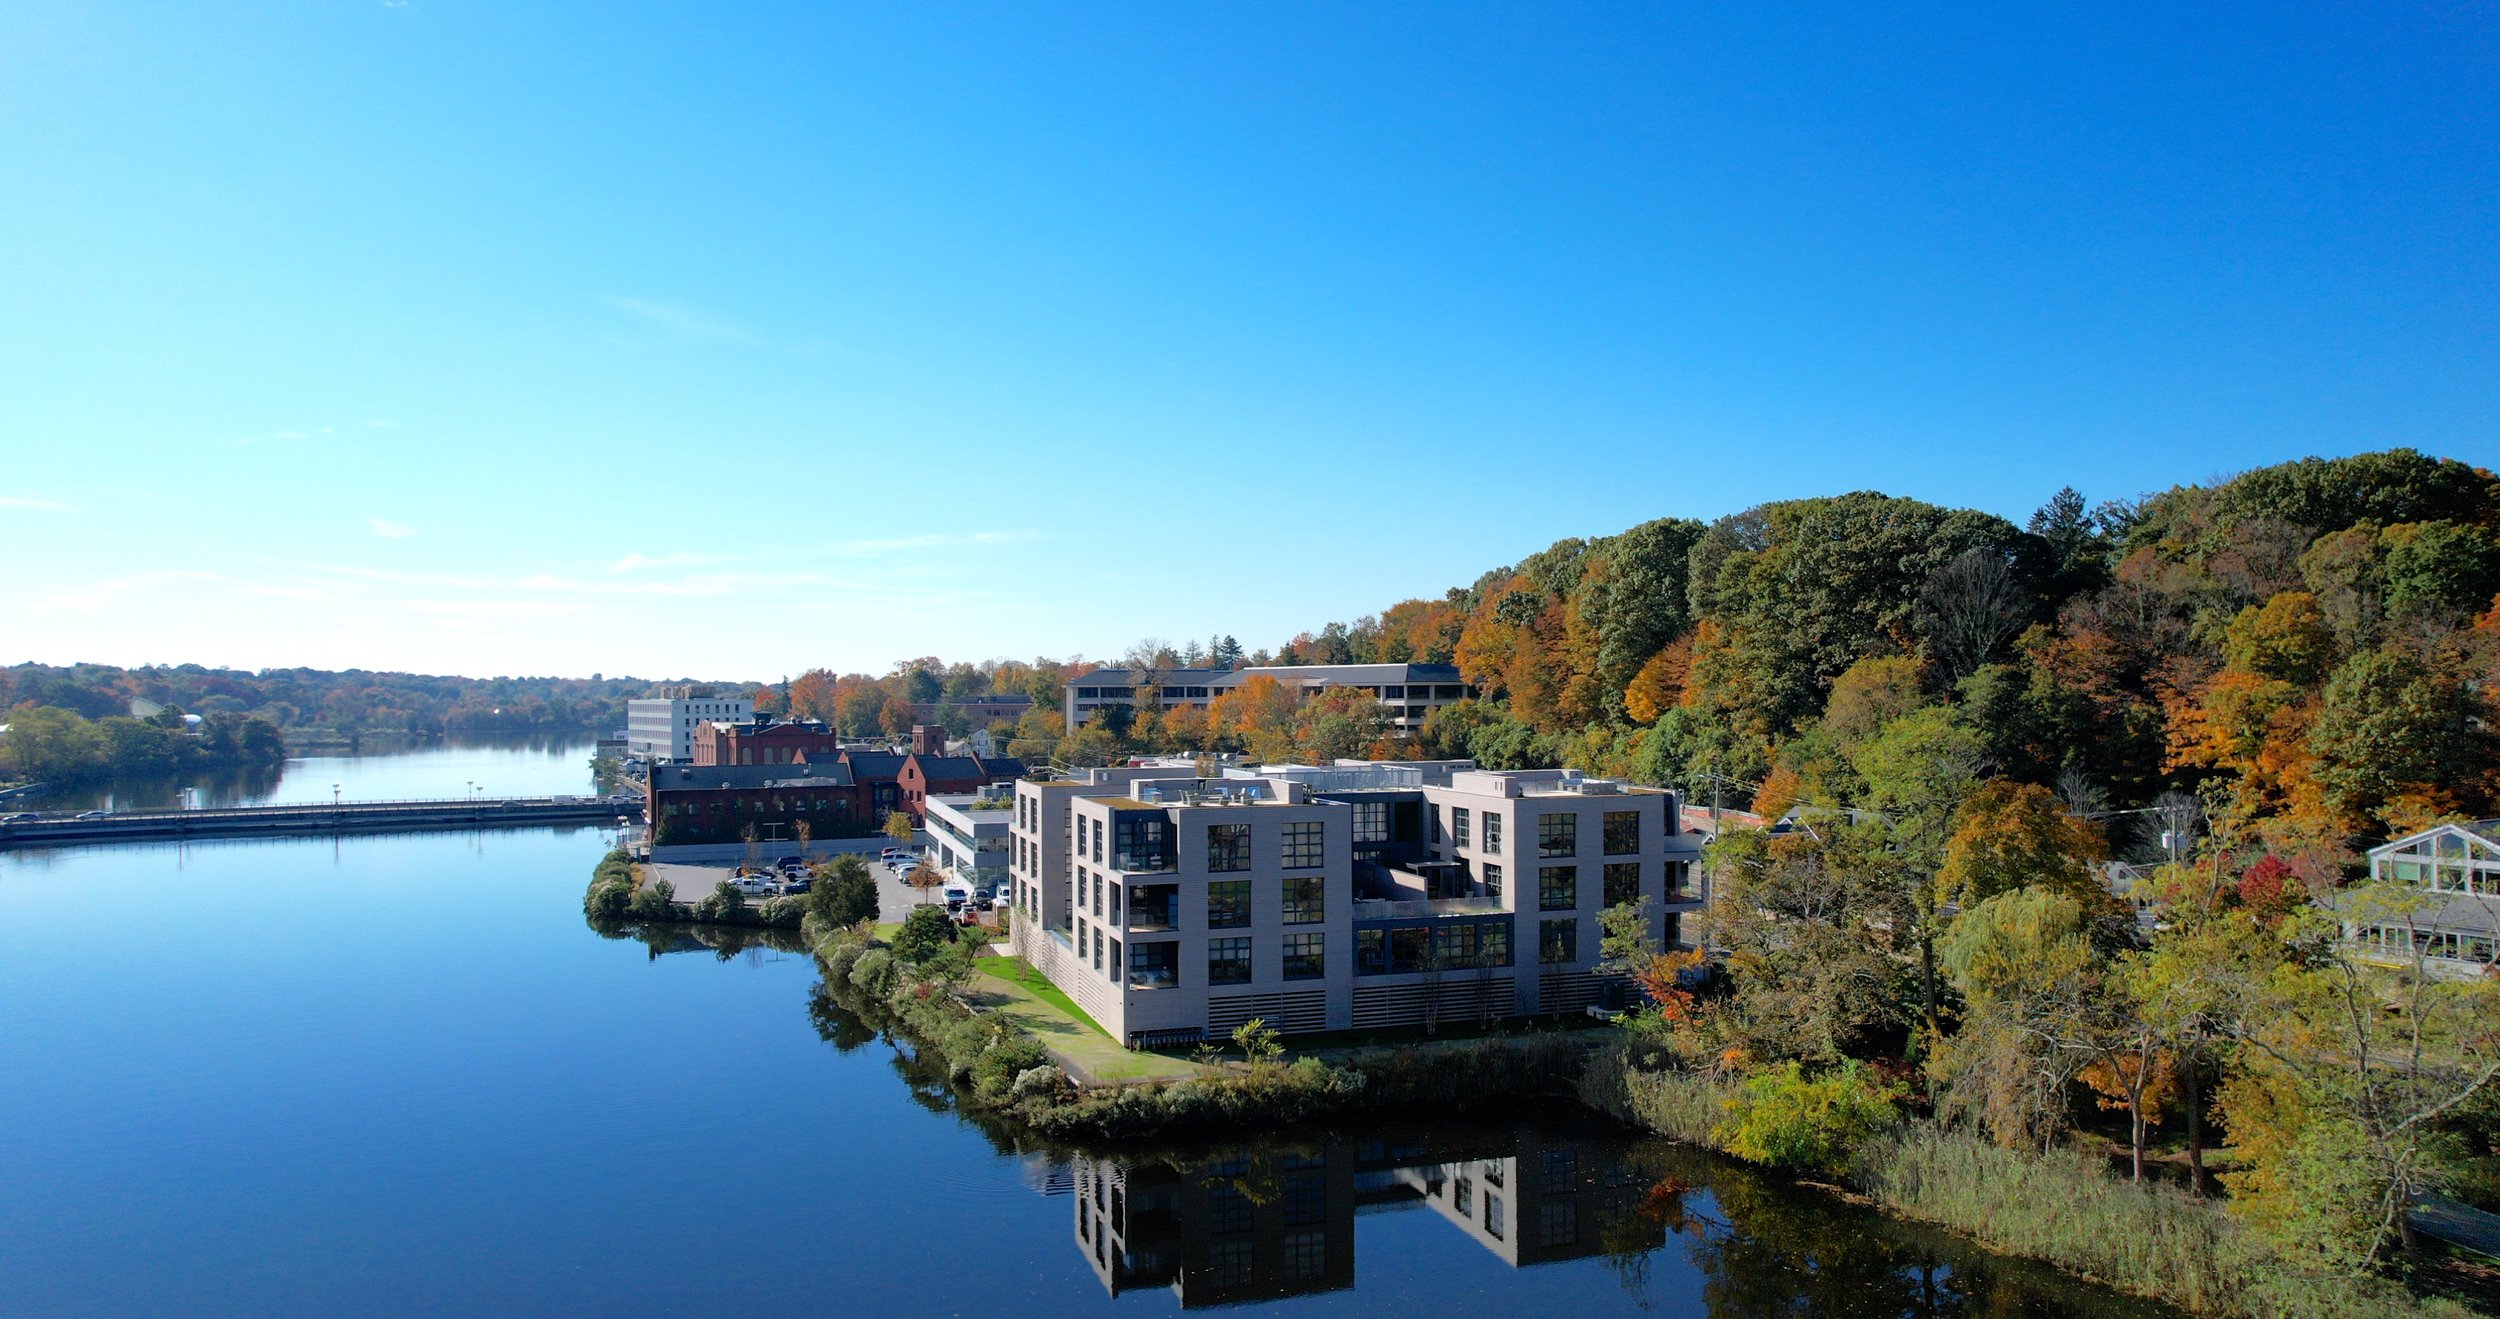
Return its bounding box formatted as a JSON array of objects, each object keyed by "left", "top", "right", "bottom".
[{"left": 5, "top": 794, "right": 641, "bottom": 821}]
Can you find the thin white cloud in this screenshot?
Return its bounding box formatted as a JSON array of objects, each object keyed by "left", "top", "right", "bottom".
[
  {"left": 602, "top": 295, "right": 758, "bottom": 344},
  {"left": 368, "top": 518, "right": 417, "bottom": 539},
  {"left": 610, "top": 550, "right": 731, "bottom": 574},
  {"left": 0, "top": 495, "right": 74, "bottom": 512}
]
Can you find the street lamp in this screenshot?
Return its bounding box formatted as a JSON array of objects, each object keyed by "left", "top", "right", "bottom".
[{"left": 332, "top": 783, "right": 341, "bottom": 807}]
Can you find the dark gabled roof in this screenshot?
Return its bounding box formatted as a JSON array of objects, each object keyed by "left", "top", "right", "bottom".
[
  {"left": 976, "top": 755, "right": 1027, "bottom": 778},
  {"left": 840, "top": 750, "right": 908, "bottom": 779},
  {"left": 910, "top": 755, "right": 989, "bottom": 781},
  {"left": 649, "top": 763, "right": 855, "bottom": 791}
]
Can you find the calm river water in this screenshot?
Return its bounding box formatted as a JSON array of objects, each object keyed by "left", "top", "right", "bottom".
[{"left": 0, "top": 740, "right": 2172, "bottom": 1317}]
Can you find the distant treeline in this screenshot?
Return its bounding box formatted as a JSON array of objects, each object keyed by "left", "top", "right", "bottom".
[
  {"left": 0, "top": 664, "right": 751, "bottom": 738},
  {"left": 0, "top": 706, "right": 287, "bottom": 784}
]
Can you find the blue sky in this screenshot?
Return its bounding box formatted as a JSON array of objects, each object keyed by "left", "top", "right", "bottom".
[{"left": 3, "top": 4, "right": 2493, "bottom": 680}]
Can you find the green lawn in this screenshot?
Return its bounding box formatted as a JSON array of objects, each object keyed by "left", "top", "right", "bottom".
[
  {"left": 984, "top": 955, "right": 1108, "bottom": 1037},
  {"left": 974, "top": 955, "right": 1199, "bottom": 1085}
]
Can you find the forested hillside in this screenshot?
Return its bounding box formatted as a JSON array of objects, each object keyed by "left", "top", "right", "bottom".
[
  {"left": 0, "top": 664, "right": 713, "bottom": 737},
  {"left": 1271, "top": 449, "right": 2500, "bottom": 863}
]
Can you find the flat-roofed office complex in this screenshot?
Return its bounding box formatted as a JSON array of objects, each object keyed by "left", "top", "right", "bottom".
[
  {"left": 1063, "top": 664, "right": 1472, "bottom": 736},
  {"left": 625, "top": 695, "right": 753, "bottom": 761}
]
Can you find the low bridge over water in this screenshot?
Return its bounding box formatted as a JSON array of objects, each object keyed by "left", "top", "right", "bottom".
[{"left": 0, "top": 795, "right": 644, "bottom": 849}]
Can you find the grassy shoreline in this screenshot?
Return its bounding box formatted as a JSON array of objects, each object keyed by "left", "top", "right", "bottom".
[
  {"left": 802, "top": 912, "right": 2467, "bottom": 1317},
  {"left": 808, "top": 918, "right": 1590, "bottom": 1142},
  {"left": 1575, "top": 1050, "right": 2469, "bottom": 1319}
]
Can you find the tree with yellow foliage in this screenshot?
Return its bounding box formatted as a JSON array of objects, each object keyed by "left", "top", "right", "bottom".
[{"left": 1935, "top": 779, "right": 2110, "bottom": 912}]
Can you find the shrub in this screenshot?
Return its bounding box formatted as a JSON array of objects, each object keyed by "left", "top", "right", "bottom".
[
  {"left": 848, "top": 949, "right": 896, "bottom": 997},
  {"left": 891, "top": 905, "right": 955, "bottom": 966},
  {"left": 583, "top": 879, "right": 632, "bottom": 920},
  {"left": 1717, "top": 1059, "right": 1903, "bottom": 1176},
  {"left": 1011, "top": 1065, "right": 1068, "bottom": 1100},
  {"left": 626, "top": 878, "right": 677, "bottom": 920},
  {"left": 819, "top": 936, "right": 867, "bottom": 987},
  {"left": 694, "top": 880, "right": 748, "bottom": 924},
  {"left": 809, "top": 855, "right": 881, "bottom": 928},
  {"left": 757, "top": 895, "right": 808, "bottom": 929}
]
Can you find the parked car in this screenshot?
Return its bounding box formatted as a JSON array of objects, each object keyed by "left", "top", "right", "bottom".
[
  {"left": 955, "top": 907, "right": 986, "bottom": 928},
  {"left": 733, "top": 874, "right": 777, "bottom": 896},
  {"left": 991, "top": 895, "right": 1011, "bottom": 912},
  {"left": 75, "top": 810, "right": 111, "bottom": 819},
  {"left": 777, "top": 878, "right": 811, "bottom": 896},
  {"left": 943, "top": 885, "right": 970, "bottom": 907}
]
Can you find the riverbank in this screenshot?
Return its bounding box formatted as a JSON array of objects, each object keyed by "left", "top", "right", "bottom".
[
  {"left": 582, "top": 849, "right": 805, "bottom": 932},
  {"left": 808, "top": 918, "right": 1593, "bottom": 1143},
  {"left": 1576, "top": 1052, "right": 2469, "bottom": 1319},
  {"left": 806, "top": 912, "right": 2472, "bottom": 1319}
]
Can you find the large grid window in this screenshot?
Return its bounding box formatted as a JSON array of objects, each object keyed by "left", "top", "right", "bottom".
[
  {"left": 1604, "top": 862, "right": 1641, "bottom": 907},
  {"left": 1540, "top": 918, "right": 1578, "bottom": 964},
  {"left": 1284, "top": 932, "right": 1325, "bottom": 980},
  {"left": 1537, "top": 1201, "right": 1579, "bottom": 1247},
  {"left": 1451, "top": 807, "right": 1470, "bottom": 848},
  {"left": 1538, "top": 813, "right": 1578, "bottom": 858},
  {"left": 1208, "top": 937, "right": 1253, "bottom": 985},
  {"left": 1282, "top": 1231, "right": 1327, "bottom": 1282},
  {"left": 1603, "top": 810, "right": 1641, "bottom": 856},
  {"left": 1483, "top": 814, "right": 1502, "bottom": 855},
  {"left": 1207, "top": 823, "right": 1251, "bottom": 872},
  {"left": 1283, "top": 876, "right": 1325, "bottom": 925},
  {"left": 1350, "top": 801, "right": 1389, "bottom": 843},
  {"left": 1540, "top": 865, "right": 1578, "bottom": 911},
  {"left": 1115, "top": 814, "right": 1173, "bottom": 872},
  {"left": 1283, "top": 1175, "right": 1327, "bottom": 1225},
  {"left": 1482, "top": 862, "right": 1503, "bottom": 901},
  {"left": 1282, "top": 821, "right": 1326, "bottom": 869},
  {"left": 1206, "top": 1185, "right": 1253, "bottom": 1234},
  {"left": 1208, "top": 880, "right": 1252, "bottom": 928}
]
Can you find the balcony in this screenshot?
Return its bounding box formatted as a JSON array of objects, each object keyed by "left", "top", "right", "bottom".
[
  {"left": 1128, "top": 883, "right": 1180, "bottom": 932},
  {"left": 1127, "top": 903, "right": 1181, "bottom": 932},
  {"left": 1352, "top": 895, "right": 1508, "bottom": 920}
]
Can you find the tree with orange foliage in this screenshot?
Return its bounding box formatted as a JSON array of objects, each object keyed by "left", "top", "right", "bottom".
[
  {"left": 1207, "top": 673, "right": 1298, "bottom": 757},
  {"left": 1935, "top": 779, "right": 2110, "bottom": 912},
  {"left": 1622, "top": 637, "right": 1692, "bottom": 724}
]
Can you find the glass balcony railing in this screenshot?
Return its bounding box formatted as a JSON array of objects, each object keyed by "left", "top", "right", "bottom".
[{"left": 1352, "top": 895, "right": 1508, "bottom": 920}]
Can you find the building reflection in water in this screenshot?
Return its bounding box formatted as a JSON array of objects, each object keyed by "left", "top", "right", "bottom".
[{"left": 1067, "top": 1122, "right": 1662, "bottom": 1308}]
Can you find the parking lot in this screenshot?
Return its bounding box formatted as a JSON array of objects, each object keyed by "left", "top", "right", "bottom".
[{"left": 641, "top": 851, "right": 1002, "bottom": 925}]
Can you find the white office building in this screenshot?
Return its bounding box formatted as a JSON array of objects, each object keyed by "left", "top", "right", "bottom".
[
  {"left": 1064, "top": 664, "right": 1473, "bottom": 735},
  {"left": 925, "top": 790, "right": 1015, "bottom": 898},
  {"left": 625, "top": 695, "right": 754, "bottom": 761},
  {"left": 1009, "top": 762, "right": 1704, "bottom": 1049}
]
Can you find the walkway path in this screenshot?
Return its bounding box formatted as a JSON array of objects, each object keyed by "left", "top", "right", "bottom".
[{"left": 2413, "top": 1191, "right": 2500, "bottom": 1260}]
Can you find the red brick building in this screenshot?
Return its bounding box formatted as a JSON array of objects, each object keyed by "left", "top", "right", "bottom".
[
  {"left": 644, "top": 762, "right": 872, "bottom": 846},
  {"left": 691, "top": 716, "right": 841, "bottom": 767}
]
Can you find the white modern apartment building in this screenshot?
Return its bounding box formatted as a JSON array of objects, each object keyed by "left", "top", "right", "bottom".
[
  {"left": 925, "top": 790, "right": 1014, "bottom": 897},
  {"left": 625, "top": 695, "right": 753, "bottom": 761},
  {"left": 1064, "top": 664, "right": 1473, "bottom": 735},
  {"left": 1009, "top": 762, "right": 1705, "bottom": 1048}
]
